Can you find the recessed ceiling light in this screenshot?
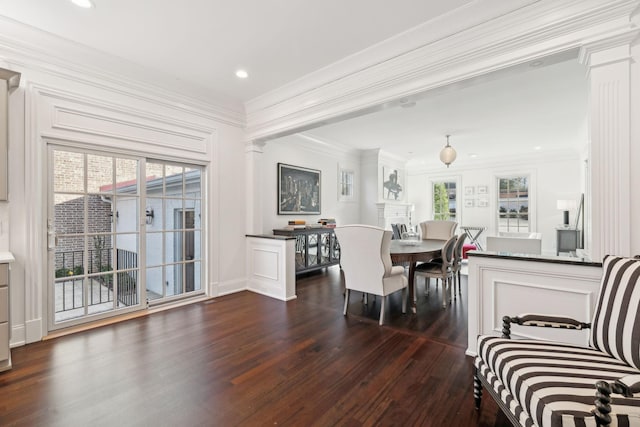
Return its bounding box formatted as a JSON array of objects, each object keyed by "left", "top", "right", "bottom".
[
  {"left": 235, "top": 69, "right": 248, "bottom": 79},
  {"left": 71, "top": 0, "right": 93, "bottom": 8},
  {"left": 469, "top": 153, "right": 477, "bottom": 158},
  {"left": 534, "top": 146, "right": 542, "bottom": 151}
]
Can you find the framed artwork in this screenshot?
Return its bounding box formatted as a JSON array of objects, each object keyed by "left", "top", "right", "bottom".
[
  {"left": 382, "top": 167, "right": 403, "bottom": 200},
  {"left": 477, "top": 185, "right": 488, "bottom": 195},
  {"left": 278, "top": 163, "right": 321, "bottom": 215},
  {"left": 338, "top": 166, "right": 355, "bottom": 202},
  {"left": 464, "top": 199, "right": 475, "bottom": 208},
  {"left": 478, "top": 198, "right": 489, "bottom": 207},
  {"left": 464, "top": 186, "right": 475, "bottom": 196}
]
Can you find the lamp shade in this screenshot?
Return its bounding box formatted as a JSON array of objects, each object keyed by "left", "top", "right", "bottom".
[
  {"left": 556, "top": 200, "right": 577, "bottom": 211},
  {"left": 439, "top": 135, "right": 457, "bottom": 167}
]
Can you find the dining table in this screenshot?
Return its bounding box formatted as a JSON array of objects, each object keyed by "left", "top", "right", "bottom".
[{"left": 390, "top": 238, "right": 446, "bottom": 313}]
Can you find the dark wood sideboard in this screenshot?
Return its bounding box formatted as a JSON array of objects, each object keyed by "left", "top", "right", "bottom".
[{"left": 273, "top": 227, "right": 340, "bottom": 274}]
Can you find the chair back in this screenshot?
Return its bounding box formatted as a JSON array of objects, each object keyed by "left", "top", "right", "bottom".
[
  {"left": 420, "top": 220, "right": 458, "bottom": 240},
  {"left": 441, "top": 235, "right": 458, "bottom": 268},
  {"left": 590, "top": 255, "right": 640, "bottom": 369},
  {"left": 334, "top": 225, "right": 392, "bottom": 295},
  {"left": 391, "top": 223, "right": 402, "bottom": 240},
  {"left": 453, "top": 233, "right": 467, "bottom": 268}
]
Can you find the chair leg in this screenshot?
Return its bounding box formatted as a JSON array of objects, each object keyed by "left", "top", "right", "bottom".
[
  {"left": 474, "top": 368, "right": 483, "bottom": 409},
  {"left": 453, "top": 273, "right": 457, "bottom": 301},
  {"left": 401, "top": 288, "right": 407, "bottom": 313},
  {"left": 379, "top": 295, "right": 386, "bottom": 325},
  {"left": 343, "top": 289, "right": 350, "bottom": 316},
  {"left": 442, "top": 278, "right": 448, "bottom": 308},
  {"left": 458, "top": 270, "right": 462, "bottom": 296}
]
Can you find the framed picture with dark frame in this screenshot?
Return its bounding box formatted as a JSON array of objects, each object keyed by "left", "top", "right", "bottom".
[{"left": 278, "top": 163, "right": 321, "bottom": 215}]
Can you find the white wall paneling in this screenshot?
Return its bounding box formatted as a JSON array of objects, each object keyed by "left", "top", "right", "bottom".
[
  {"left": 580, "top": 32, "right": 639, "bottom": 259},
  {"left": 467, "top": 254, "right": 602, "bottom": 356},
  {"left": 246, "top": 236, "right": 295, "bottom": 301},
  {"left": 0, "top": 51, "right": 246, "bottom": 344}
]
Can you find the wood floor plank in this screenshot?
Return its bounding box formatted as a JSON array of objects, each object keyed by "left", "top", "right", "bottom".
[{"left": 0, "top": 265, "right": 510, "bottom": 426}]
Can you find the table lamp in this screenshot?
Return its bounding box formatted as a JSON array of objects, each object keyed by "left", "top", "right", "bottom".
[{"left": 556, "top": 199, "right": 577, "bottom": 227}]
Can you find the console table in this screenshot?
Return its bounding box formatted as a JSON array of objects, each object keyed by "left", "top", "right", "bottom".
[{"left": 273, "top": 227, "right": 340, "bottom": 274}]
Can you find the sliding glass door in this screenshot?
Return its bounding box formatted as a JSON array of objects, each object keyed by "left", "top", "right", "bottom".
[{"left": 48, "top": 147, "right": 205, "bottom": 329}]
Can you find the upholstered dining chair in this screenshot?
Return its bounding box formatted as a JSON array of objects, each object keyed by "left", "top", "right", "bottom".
[
  {"left": 419, "top": 220, "right": 458, "bottom": 241},
  {"left": 414, "top": 234, "right": 457, "bottom": 308},
  {"left": 334, "top": 224, "right": 408, "bottom": 325}
]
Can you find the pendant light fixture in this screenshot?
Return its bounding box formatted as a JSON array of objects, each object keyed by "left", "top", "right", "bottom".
[{"left": 439, "top": 134, "right": 457, "bottom": 168}]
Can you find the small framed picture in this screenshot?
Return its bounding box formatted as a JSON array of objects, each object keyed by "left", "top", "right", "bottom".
[
  {"left": 464, "top": 199, "right": 475, "bottom": 208},
  {"left": 478, "top": 198, "right": 489, "bottom": 207},
  {"left": 464, "top": 186, "right": 474, "bottom": 196},
  {"left": 477, "top": 185, "right": 488, "bottom": 195}
]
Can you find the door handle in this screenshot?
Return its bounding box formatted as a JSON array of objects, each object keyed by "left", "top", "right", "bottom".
[{"left": 47, "top": 219, "right": 57, "bottom": 250}]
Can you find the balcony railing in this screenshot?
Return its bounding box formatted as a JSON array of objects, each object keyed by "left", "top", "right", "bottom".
[{"left": 55, "top": 248, "right": 138, "bottom": 314}]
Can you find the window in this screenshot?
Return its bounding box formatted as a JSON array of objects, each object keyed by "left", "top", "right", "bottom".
[
  {"left": 432, "top": 181, "right": 456, "bottom": 220},
  {"left": 338, "top": 168, "right": 354, "bottom": 201},
  {"left": 497, "top": 175, "right": 529, "bottom": 232}
]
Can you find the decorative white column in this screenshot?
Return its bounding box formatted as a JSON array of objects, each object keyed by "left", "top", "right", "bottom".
[
  {"left": 579, "top": 30, "right": 639, "bottom": 260},
  {"left": 245, "top": 141, "right": 266, "bottom": 235}
]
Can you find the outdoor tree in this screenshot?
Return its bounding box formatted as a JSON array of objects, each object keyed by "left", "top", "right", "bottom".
[{"left": 433, "top": 183, "right": 450, "bottom": 220}]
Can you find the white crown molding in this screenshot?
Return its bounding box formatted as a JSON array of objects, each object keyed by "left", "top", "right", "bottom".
[
  {"left": 273, "top": 132, "right": 362, "bottom": 159},
  {"left": 0, "top": 16, "right": 245, "bottom": 128},
  {"left": 246, "top": 0, "right": 542, "bottom": 114},
  {"left": 245, "top": 0, "right": 640, "bottom": 142}
]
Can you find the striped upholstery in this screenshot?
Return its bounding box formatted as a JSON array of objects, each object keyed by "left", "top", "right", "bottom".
[
  {"left": 476, "top": 335, "right": 640, "bottom": 427},
  {"left": 590, "top": 256, "right": 640, "bottom": 370}
]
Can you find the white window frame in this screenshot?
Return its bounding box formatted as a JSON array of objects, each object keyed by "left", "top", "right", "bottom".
[
  {"left": 494, "top": 172, "right": 536, "bottom": 234},
  {"left": 430, "top": 175, "right": 461, "bottom": 223},
  {"left": 338, "top": 166, "right": 355, "bottom": 202}
]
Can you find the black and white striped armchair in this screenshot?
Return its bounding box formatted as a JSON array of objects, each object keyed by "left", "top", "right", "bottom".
[{"left": 474, "top": 255, "right": 640, "bottom": 427}]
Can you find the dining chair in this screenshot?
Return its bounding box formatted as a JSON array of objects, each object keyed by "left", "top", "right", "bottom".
[
  {"left": 450, "top": 233, "right": 467, "bottom": 300},
  {"left": 419, "top": 220, "right": 458, "bottom": 240},
  {"left": 413, "top": 234, "right": 457, "bottom": 308},
  {"left": 334, "top": 224, "right": 408, "bottom": 325}
]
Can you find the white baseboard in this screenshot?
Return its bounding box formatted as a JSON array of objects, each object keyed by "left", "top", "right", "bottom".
[
  {"left": 25, "top": 318, "right": 43, "bottom": 344},
  {"left": 216, "top": 277, "right": 247, "bottom": 297},
  {"left": 10, "top": 324, "right": 25, "bottom": 348}
]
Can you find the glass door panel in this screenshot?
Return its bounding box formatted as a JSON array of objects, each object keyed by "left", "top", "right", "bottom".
[
  {"left": 145, "top": 161, "right": 203, "bottom": 303},
  {"left": 50, "top": 148, "right": 143, "bottom": 329}
]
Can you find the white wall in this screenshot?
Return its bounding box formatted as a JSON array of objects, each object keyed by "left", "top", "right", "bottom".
[
  {"left": 0, "top": 22, "right": 247, "bottom": 344},
  {"left": 260, "top": 134, "right": 361, "bottom": 232},
  {"left": 407, "top": 152, "right": 582, "bottom": 255}
]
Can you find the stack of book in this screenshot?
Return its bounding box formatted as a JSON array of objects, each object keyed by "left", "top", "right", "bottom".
[
  {"left": 318, "top": 218, "right": 336, "bottom": 228},
  {"left": 283, "top": 220, "right": 306, "bottom": 230}
]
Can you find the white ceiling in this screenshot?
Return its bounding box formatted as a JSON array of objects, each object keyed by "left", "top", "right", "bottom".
[{"left": 0, "top": 0, "right": 471, "bottom": 103}]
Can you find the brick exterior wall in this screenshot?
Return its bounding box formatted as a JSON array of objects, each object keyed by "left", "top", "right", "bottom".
[{"left": 54, "top": 195, "right": 112, "bottom": 272}]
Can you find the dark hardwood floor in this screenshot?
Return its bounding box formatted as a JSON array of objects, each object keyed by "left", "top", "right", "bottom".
[{"left": 0, "top": 266, "right": 510, "bottom": 426}]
